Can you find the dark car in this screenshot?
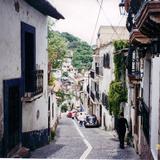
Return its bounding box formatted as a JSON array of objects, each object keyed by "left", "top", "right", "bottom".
[{"left": 84, "top": 115, "right": 99, "bottom": 128}]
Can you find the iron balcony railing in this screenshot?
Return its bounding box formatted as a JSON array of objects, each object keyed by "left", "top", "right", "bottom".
[
  {"left": 126, "top": 47, "right": 143, "bottom": 80},
  {"left": 126, "top": 0, "right": 148, "bottom": 32},
  {"left": 24, "top": 70, "right": 43, "bottom": 99}
]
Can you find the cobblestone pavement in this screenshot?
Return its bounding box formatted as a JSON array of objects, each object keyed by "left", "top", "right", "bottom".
[
  {"left": 79, "top": 126, "right": 140, "bottom": 160},
  {"left": 31, "top": 114, "right": 140, "bottom": 159},
  {"left": 31, "top": 114, "right": 86, "bottom": 159}
]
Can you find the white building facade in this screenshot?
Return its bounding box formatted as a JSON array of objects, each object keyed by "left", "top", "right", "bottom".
[{"left": 0, "top": 0, "right": 63, "bottom": 157}]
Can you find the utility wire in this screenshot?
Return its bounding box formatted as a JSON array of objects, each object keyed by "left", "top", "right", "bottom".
[
  {"left": 109, "top": 14, "right": 125, "bottom": 40},
  {"left": 96, "top": 0, "right": 121, "bottom": 39},
  {"left": 90, "top": 0, "right": 103, "bottom": 46}
]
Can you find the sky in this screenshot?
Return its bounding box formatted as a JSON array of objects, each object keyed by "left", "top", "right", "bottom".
[{"left": 50, "top": 0, "right": 126, "bottom": 45}]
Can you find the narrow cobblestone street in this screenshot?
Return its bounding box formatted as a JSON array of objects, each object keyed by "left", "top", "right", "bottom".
[{"left": 31, "top": 113, "right": 140, "bottom": 159}]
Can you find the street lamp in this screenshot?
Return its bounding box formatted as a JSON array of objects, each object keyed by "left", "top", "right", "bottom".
[{"left": 119, "top": 0, "right": 126, "bottom": 15}]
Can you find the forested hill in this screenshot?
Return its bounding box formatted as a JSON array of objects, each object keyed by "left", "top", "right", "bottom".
[{"left": 48, "top": 27, "right": 93, "bottom": 71}]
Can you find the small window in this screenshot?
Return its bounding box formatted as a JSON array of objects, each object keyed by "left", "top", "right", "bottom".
[
  {"left": 106, "top": 54, "right": 110, "bottom": 68},
  {"left": 103, "top": 53, "right": 110, "bottom": 68},
  {"left": 52, "top": 103, "right": 54, "bottom": 118},
  {"left": 103, "top": 55, "right": 106, "bottom": 67}
]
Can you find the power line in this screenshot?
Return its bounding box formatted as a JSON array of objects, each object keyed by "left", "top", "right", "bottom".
[
  {"left": 95, "top": 0, "right": 128, "bottom": 54},
  {"left": 90, "top": 0, "right": 103, "bottom": 46},
  {"left": 109, "top": 14, "right": 125, "bottom": 40},
  {"left": 96, "top": 0, "right": 121, "bottom": 39}
]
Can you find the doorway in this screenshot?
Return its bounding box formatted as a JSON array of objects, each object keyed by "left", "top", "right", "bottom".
[
  {"left": 48, "top": 97, "right": 51, "bottom": 139},
  {"left": 3, "top": 78, "right": 22, "bottom": 157}
]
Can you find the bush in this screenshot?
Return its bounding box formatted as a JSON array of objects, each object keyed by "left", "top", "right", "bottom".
[{"left": 108, "top": 81, "right": 127, "bottom": 117}]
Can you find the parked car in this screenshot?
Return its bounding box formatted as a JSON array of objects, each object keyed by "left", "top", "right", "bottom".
[
  {"left": 67, "top": 111, "right": 72, "bottom": 118},
  {"left": 84, "top": 115, "right": 99, "bottom": 128},
  {"left": 67, "top": 110, "right": 77, "bottom": 119}
]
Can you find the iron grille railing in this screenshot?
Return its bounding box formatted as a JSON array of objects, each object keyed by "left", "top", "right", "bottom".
[
  {"left": 126, "top": 47, "right": 143, "bottom": 80},
  {"left": 126, "top": 0, "right": 147, "bottom": 32},
  {"left": 25, "top": 70, "right": 43, "bottom": 98},
  {"left": 140, "top": 100, "right": 149, "bottom": 144},
  {"left": 130, "top": 0, "right": 143, "bottom": 15}
]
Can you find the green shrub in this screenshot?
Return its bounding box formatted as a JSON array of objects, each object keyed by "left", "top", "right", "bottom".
[{"left": 108, "top": 81, "right": 127, "bottom": 117}]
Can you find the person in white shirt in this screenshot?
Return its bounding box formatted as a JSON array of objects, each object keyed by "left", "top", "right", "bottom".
[{"left": 78, "top": 113, "right": 85, "bottom": 127}]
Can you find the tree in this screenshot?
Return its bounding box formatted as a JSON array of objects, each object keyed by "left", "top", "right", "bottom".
[
  {"left": 48, "top": 26, "right": 68, "bottom": 69},
  {"left": 48, "top": 25, "right": 93, "bottom": 71},
  {"left": 72, "top": 41, "right": 93, "bottom": 71}
]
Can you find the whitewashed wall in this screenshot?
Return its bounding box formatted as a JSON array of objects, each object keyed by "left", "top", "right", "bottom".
[
  {"left": 99, "top": 44, "right": 115, "bottom": 130},
  {"left": 0, "top": 0, "right": 48, "bottom": 133},
  {"left": 99, "top": 44, "right": 114, "bottom": 94},
  {"left": 49, "top": 92, "right": 59, "bottom": 128},
  {"left": 143, "top": 59, "right": 151, "bottom": 107},
  {"left": 150, "top": 57, "right": 160, "bottom": 160}
]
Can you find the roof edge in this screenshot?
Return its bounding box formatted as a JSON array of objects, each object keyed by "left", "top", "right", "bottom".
[{"left": 24, "top": 0, "right": 64, "bottom": 20}]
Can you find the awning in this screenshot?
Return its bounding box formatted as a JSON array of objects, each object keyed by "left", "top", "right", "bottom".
[{"left": 24, "top": 0, "right": 64, "bottom": 19}]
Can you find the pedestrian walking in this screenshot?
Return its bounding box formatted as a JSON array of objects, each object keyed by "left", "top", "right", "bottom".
[
  {"left": 78, "top": 112, "right": 85, "bottom": 127},
  {"left": 117, "top": 112, "right": 129, "bottom": 149}
]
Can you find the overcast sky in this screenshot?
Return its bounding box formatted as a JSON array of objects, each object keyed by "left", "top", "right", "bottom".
[{"left": 50, "top": 0, "right": 126, "bottom": 45}]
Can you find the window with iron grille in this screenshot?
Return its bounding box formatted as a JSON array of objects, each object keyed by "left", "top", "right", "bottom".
[
  {"left": 126, "top": 47, "right": 142, "bottom": 80},
  {"left": 21, "top": 22, "right": 43, "bottom": 98}
]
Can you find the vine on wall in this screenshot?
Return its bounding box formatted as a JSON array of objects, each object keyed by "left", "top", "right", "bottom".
[{"left": 108, "top": 40, "right": 128, "bottom": 117}]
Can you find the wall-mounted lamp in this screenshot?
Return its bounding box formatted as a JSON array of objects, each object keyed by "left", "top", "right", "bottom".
[{"left": 119, "top": 0, "right": 126, "bottom": 15}]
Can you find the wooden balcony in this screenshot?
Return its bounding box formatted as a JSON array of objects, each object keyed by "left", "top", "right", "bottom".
[
  {"left": 130, "top": 29, "right": 150, "bottom": 45},
  {"left": 135, "top": 1, "right": 160, "bottom": 38}
]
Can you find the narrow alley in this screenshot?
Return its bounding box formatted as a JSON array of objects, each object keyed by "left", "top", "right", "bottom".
[
  {"left": 31, "top": 113, "right": 140, "bottom": 159},
  {"left": 1, "top": 0, "right": 160, "bottom": 159}
]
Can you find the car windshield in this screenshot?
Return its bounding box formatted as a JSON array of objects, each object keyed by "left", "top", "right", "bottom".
[{"left": 87, "top": 116, "right": 96, "bottom": 122}]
